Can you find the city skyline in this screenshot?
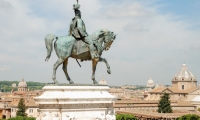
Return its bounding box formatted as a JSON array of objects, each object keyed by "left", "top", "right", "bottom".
[{"left": 0, "top": 0, "right": 200, "bottom": 86}]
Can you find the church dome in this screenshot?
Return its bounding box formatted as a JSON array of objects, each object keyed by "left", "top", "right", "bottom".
[
  {"left": 146, "top": 78, "right": 154, "bottom": 87},
  {"left": 18, "top": 78, "right": 27, "bottom": 87},
  {"left": 173, "top": 64, "right": 196, "bottom": 81},
  {"left": 99, "top": 78, "right": 107, "bottom": 85}
]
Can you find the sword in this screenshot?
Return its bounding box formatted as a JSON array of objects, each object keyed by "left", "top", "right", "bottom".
[{"left": 76, "top": 59, "right": 81, "bottom": 67}]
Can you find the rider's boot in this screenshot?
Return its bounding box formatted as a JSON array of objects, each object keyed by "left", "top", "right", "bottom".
[
  {"left": 83, "top": 37, "right": 99, "bottom": 59},
  {"left": 89, "top": 44, "right": 99, "bottom": 59},
  {"left": 94, "top": 42, "right": 103, "bottom": 55}
]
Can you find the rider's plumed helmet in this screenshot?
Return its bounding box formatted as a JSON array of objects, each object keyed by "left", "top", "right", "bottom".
[
  {"left": 73, "top": 3, "right": 81, "bottom": 16},
  {"left": 73, "top": 4, "right": 80, "bottom": 10}
]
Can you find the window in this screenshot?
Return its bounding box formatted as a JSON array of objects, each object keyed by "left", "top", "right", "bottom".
[
  {"left": 182, "top": 85, "right": 184, "bottom": 90},
  {"left": 29, "top": 109, "right": 33, "bottom": 113}
]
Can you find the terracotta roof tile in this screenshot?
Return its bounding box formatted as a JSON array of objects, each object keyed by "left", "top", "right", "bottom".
[
  {"left": 168, "top": 87, "right": 198, "bottom": 93},
  {"left": 10, "top": 98, "right": 38, "bottom": 107},
  {"left": 149, "top": 86, "right": 199, "bottom": 94},
  {"left": 177, "top": 101, "right": 192, "bottom": 106},
  {"left": 149, "top": 87, "right": 166, "bottom": 93}
]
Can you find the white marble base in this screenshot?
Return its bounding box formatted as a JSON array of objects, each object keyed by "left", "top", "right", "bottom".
[{"left": 34, "top": 84, "right": 116, "bottom": 120}]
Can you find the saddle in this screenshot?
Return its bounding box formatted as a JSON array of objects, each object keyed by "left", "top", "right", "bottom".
[{"left": 75, "top": 40, "right": 89, "bottom": 55}]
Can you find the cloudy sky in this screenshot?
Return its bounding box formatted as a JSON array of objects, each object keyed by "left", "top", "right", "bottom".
[{"left": 0, "top": 0, "right": 200, "bottom": 86}]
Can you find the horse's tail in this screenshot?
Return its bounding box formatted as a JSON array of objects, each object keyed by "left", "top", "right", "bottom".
[{"left": 44, "top": 34, "right": 57, "bottom": 61}]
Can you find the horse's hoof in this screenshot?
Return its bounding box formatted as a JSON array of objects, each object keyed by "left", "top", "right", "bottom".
[
  {"left": 54, "top": 81, "right": 59, "bottom": 84},
  {"left": 69, "top": 81, "right": 74, "bottom": 84},
  {"left": 93, "top": 80, "right": 98, "bottom": 84},
  {"left": 53, "top": 78, "right": 59, "bottom": 84},
  {"left": 107, "top": 70, "right": 111, "bottom": 74}
]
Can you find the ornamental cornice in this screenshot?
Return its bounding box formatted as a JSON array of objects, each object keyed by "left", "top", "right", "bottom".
[
  {"left": 38, "top": 103, "right": 113, "bottom": 109},
  {"left": 35, "top": 98, "right": 116, "bottom": 103}
]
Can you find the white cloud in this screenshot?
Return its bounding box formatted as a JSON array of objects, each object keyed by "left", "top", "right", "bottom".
[
  {"left": 98, "top": 2, "right": 154, "bottom": 19},
  {"left": 123, "top": 23, "right": 149, "bottom": 32},
  {"left": 0, "top": 65, "right": 11, "bottom": 71}
]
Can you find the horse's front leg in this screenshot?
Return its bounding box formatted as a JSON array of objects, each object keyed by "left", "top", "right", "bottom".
[
  {"left": 99, "top": 57, "right": 111, "bottom": 74},
  {"left": 52, "top": 58, "right": 64, "bottom": 84},
  {"left": 92, "top": 58, "right": 99, "bottom": 84}
]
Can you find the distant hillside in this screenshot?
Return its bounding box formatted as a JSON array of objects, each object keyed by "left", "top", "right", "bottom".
[{"left": 0, "top": 80, "right": 46, "bottom": 92}]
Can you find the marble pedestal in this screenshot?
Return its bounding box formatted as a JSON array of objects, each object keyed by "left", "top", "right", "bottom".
[{"left": 34, "top": 84, "right": 117, "bottom": 120}]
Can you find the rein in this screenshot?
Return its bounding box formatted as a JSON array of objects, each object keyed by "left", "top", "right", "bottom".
[{"left": 102, "top": 34, "right": 113, "bottom": 51}]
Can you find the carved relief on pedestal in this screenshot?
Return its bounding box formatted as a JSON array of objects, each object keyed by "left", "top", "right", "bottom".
[
  {"left": 41, "top": 112, "right": 49, "bottom": 120},
  {"left": 95, "top": 112, "right": 105, "bottom": 120},
  {"left": 52, "top": 113, "right": 60, "bottom": 120},
  {"left": 65, "top": 113, "right": 76, "bottom": 120},
  {"left": 36, "top": 113, "right": 40, "bottom": 120},
  {"left": 105, "top": 110, "right": 116, "bottom": 120}
]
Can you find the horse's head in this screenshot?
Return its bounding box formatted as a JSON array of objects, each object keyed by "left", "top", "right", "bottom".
[{"left": 101, "top": 29, "right": 116, "bottom": 51}]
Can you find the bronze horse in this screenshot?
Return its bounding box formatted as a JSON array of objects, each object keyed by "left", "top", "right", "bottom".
[{"left": 45, "top": 29, "right": 116, "bottom": 84}]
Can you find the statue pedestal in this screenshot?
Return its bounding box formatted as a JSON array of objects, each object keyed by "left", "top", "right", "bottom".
[{"left": 34, "top": 84, "right": 117, "bottom": 120}]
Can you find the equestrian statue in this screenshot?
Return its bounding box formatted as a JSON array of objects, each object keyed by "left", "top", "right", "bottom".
[{"left": 44, "top": 1, "right": 116, "bottom": 84}]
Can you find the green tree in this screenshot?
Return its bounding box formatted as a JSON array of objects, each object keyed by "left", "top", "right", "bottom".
[
  {"left": 8, "top": 116, "right": 36, "bottom": 120},
  {"left": 198, "top": 108, "right": 200, "bottom": 112},
  {"left": 0, "top": 80, "right": 46, "bottom": 91},
  {"left": 176, "top": 114, "right": 200, "bottom": 120},
  {"left": 116, "top": 114, "right": 137, "bottom": 120},
  {"left": 16, "top": 98, "right": 27, "bottom": 117},
  {"left": 157, "top": 92, "right": 172, "bottom": 113}
]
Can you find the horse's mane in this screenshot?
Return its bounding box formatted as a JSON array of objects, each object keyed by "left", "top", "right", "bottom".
[{"left": 86, "top": 29, "right": 102, "bottom": 42}]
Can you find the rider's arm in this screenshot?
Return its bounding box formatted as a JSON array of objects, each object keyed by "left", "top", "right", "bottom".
[
  {"left": 82, "top": 21, "right": 88, "bottom": 36},
  {"left": 76, "top": 19, "right": 86, "bottom": 37}
]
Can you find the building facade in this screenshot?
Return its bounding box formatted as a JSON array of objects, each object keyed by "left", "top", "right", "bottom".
[
  {"left": 10, "top": 98, "right": 38, "bottom": 118},
  {"left": 145, "top": 64, "right": 200, "bottom": 109}
]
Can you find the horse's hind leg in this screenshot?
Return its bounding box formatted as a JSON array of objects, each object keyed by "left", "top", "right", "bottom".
[
  {"left": 92, "top": 58, "right": 99, "bottom": 84},
  {"left": 52, "top": 58, "right": 64, "bottom": 84},
  {"left": 99, "top": 57, "right": 111, "bottom": 74},
  {"left": 62, "top": 58, "right": 74, "bottom": 84}
]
